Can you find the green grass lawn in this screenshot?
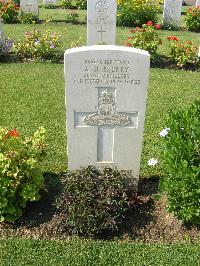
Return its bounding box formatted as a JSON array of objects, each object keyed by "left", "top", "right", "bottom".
[
  {"left": 1, "top": 239, "right": 200, "bottom": 265},
  {"left": 0, "top": 4, "right": 200, "bottom": 263}
]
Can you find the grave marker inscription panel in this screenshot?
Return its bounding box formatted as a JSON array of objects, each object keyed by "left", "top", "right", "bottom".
[
  {"left": 163, "top": 0, "right": 182, "bottom": 27},
  {"left": 20, "top": 0, "right": 39, "bottom": 15},
  {"left": 87, "top": 0, "right": 117, "bottom": 45},
  {"left": 65, "top": 46, "right": 150, "bottom": 183}
]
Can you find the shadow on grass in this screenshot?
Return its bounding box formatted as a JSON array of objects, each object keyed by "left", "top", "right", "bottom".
[{"left": 14, "top": 172, "right": 64, "bottom": 228}]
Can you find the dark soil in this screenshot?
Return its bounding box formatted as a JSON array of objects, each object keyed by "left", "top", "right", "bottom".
[{"left": 0, "top": 174, "right": 199, "bottom": 243}]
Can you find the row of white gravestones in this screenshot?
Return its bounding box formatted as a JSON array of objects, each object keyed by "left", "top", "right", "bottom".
[
  {"left": 20, "top": 0, "right": 39, "bottom": 15},
  {"left": 163, "top": 0, "right": 182, "bottom": 28}
]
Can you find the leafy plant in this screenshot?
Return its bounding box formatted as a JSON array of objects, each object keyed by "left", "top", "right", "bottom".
[
  {"left": 13, "top": 29, "right": 61, "bottom": 60},
  {"left": 0, "top": 0, "right": 20, "bottom": 23},
  {"left": 75, "top": 0, "right": 87, "bottom": 10},
  {"left": 117, "top": 0, "right": 160, "bottom": 27},
  {"left": 57, "top": 166, "right": 138, "bottom": 237},
  {"left": 167, "top": 36, "right": 198, "bottom": 67},
  {"left": 20, "top": 12, "right": 39, "bottom": 24},
  {"left": 159, "top": 101, "right": 200, "bottom": 224},
  {"left": 0, "top": 127, "right": 46, "bottom": 222},
  {"left": 60, "top": 0, "right": 73, "bottom": 9},
  {"left": 126, "top": 21, "right": 162, "bottom": 58},
  {"left": 185, "top": 7, "right": 200, "bottom": 32}
]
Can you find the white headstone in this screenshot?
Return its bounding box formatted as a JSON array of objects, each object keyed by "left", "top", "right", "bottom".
[
  {"left": 163, "top": 0, "right": 182, "bottom": 27},
  {"left": 184, "top": 0, "right": 196, "bottom": 5},
  {"left": 198, "top": 47, "right": 200, "bottom": 57},
  {"left": 43, "top": 0, "right": 57, "bottom": 5},
  {"left": 196, "top": 0, "right": 200, "bottom": 6},
  {"left": 20, "top": 0, "right": 39, "bottom": 15},
  {"left": 87, "top": 0, "right": 117, "bottom": 45},
  {"left": 64, "top": 46, "right": 150, "bottom": 185}
]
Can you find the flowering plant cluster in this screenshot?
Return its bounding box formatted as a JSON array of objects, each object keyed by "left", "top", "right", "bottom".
[
  {"left": 159, "top": 101, "right": 200, "bottom": 224},
  {"left": 117, "top": 0, "right": 160, "bottom": 27},
  {"left": 185, "top": 7, "right": 200, "bottom": 32},
  {"left": 60, "top": 0, "right": 87, "bottom": 10},
  {"left": 0, "top": 127, "right": 46, "bottom": 222},
  {"left": 126, "top": 21, "right": 162, "bottom": 57},
  {"left": 0, "top": 0, "right": 19, "bottom": 24},
  {"left": 167, "top": 36, "right": 198, "bottom": 67},
  {"left": 0, "top": 37, "right": 13, "bottom": 55},
  {"left": 13, "top": 29, "right": 61, "bottom": 60}
]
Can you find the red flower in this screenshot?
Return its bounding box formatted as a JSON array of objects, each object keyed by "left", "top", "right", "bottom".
[
  {"left": 130, "top": 29, "right": 135, "bottom": 33},
  {"left": 8, "top": 128, "right": 20, "bottom": 138},
  {"left": 167, "top": 36, "right": 179, "bottom": 41},
  {"left": 146, "top": 21, "right": 154, "bottom": 26},
  {"left": 125, "top": 42, "right": 132, "bottom": 47},
  {"left": 155, "top": 24, "right": 161, "bottom": 30}
]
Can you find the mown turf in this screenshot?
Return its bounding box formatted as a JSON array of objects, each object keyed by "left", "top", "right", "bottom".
[{"left": 0, "top": 239, "right": 200, "bottom": 266}]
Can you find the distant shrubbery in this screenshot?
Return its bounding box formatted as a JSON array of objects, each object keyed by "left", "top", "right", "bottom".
[
  {"left": 159, "top": 101, "right": 200, "bottom": 224},
  {"left": 0, "top": 0, "right": 20, "bottom": 23},
  {"left": 117, "top": 0, "right": 160, "bottom": 27},
  {"left": 57, "top": 166, "right": 138, "bottom": 237},
  {"left": 60, "top": 0, "right": 87, "bottom": 10},
  {"left": 185, "top": 7, "right": 200, "bottom": 32},
  {"left": 0, "top": 127, "right": 46, "bottom": 222}
]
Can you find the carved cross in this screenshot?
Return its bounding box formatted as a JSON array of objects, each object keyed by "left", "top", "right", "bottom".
[
  {"left": 74, "top": 88, "right": 138, "bottom": 164},
  {"left": 97, "top": 26, "right": 107, "bottom": 42},
  {"left": 26, "top": 3, "right": 33, "bottom": 13}
]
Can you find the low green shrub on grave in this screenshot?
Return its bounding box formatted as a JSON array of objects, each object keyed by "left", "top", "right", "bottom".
[
  {"left": 0, "top": 127, "right": 46, "bottom": 222},
  {"left": 57, "top": 166, "right": 138, "bottom": 237},
  {"left": 167, "top": 36, "right": 198, "bottom": 67},
  {"left": 117, "top": 0, "right": 160, "bottom": 27},
  {"left": 126, "top": 21, "right": 162, "bottom": 58},
  {"left": 20, "top": 12, "right": 39, "bottom": 24},
  {"left": 159, "top": 101, "right": 200, "bottom": 224},
  {"left": 185, "top": 7, "right": 200, "bottom": 32},
  {"left": 13, "top": 29, "right": 62, "bottom": 61},
  {"left": 60, "top": 0, "right": 87, "bottom": 10}
]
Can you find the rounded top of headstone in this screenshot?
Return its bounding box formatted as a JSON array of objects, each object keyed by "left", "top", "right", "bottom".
[{"left": 64, "top": 45, "right": 150, "bottom": 58}]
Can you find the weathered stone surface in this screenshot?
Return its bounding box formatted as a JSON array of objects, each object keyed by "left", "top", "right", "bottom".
[
  {"left": 87, "top": 0, "right": 117, "bottom": 45},
  {"left": 64, "top": 45, "right": 150, "bottom": 184}
]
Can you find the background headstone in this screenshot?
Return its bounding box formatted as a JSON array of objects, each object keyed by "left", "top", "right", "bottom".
[
  {"left": 196, "top": 0, "right": 200, "bottom": 6},
  {"left": 20, "top": 0, "right": 39, "bottom": 15},
  {"left": 184, "top": 0, "right": 196, "bottom": 5},
  {"left": 43, "top": 0, "right": 57, "bottom": 5},
  {"left": 87, "top": 0, "right": 117, "bottom": 45},
  {"left": 65, "top": 46, "right": 150, "bottom": 185},
  {"left": 163, "top": 0, "right": 182, "bottom": 28}
]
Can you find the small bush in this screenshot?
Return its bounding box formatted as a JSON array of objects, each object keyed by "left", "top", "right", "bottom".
[
  {"left": 167, "top": 36, "right": 198, "bottom": 67},
  {"left": 75, "top": 0, "right": 87, "bottom": 10},
  {"left": 13, "top": 29, "right": 61, "bottom": 60},
  {"left": 126, "top": 21, "right": 162, "bottom": 58},
  {"left": 20, "top": 12, "right": 39, "bottom": 24},
  {"left": 117, "top": 0, "right": 160, "bottom": 27},
  {"left": 57, "top": 166, "right": 138, "bottom": 237},
  {"left": 66, "top": 11, "right": 79, "bottom": 24},
  {"left": 0, "top": 127, "right": 46, "bottom": 222},
  {"left": 159, "top": 101, "right": 200, "bottom": 224},
  {"left": 185, "top": 7, "right": 200, "bottom": 32},
  {"left": 60, "top": 0, "right": 73, "bottom": 9},
  {"left": 0, "top": 0, "right": 20, "bottom": 23}
]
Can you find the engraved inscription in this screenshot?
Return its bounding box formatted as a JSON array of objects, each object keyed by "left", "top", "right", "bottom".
[{"left": 84, "top": 90, "right": 131, "bottom": 126}]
